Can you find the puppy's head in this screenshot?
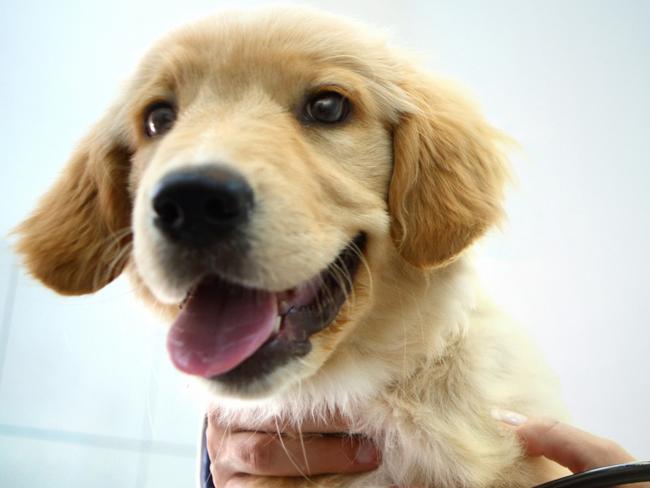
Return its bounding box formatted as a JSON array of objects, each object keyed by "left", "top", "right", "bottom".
[{"left": 15, "top": 9, "right": 508, "bottom": 398}]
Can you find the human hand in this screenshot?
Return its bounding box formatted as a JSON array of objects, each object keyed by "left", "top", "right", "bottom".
[
  {"left": 204, "top": 409, "right": 380, "bottom": 487},
  {"left": 205, "top": 407, "right": 646, "bottom": 488},
  {"left": 493, "top": 409, "right": 649, "bottom": 487}
]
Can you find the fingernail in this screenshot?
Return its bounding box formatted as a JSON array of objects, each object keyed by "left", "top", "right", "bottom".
[
  {"left": 491, "top": 408, "right": 528, "bottom": 426},
  {"left": 355, "top": 440, "right": 379, "bottom": 465}
]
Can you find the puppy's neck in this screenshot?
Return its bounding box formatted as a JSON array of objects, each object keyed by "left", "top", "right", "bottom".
[
  {"left": 224, "top": 253, "right": 479, "bottom": 417},
  {"left": 349, "top": 251, "right": 479, "bottom": 370}
]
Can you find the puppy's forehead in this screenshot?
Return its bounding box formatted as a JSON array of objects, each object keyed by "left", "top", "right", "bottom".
[
  {"left": 162, "top": 11, "right": 383, "bottom": 71},
  {"left": 131, "top": 11, "right": 410, "bottom": 118}
]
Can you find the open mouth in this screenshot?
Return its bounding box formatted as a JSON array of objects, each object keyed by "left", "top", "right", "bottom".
[{"left": 166, "top": 233, "right": 366, "bottom": 384}]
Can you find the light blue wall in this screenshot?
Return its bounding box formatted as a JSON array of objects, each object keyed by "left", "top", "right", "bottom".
[
  {"left": 0, "top": 241, "right": 204, "bottom": 487},
  {"left": 1, "top": 1, "right": 648, "bottom": 485}
]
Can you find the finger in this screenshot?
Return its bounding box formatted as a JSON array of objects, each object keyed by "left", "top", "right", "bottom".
[
  {"left": 517, "top": 417, "right": 635, "bottom": 473},
  {"left": 213, "top": 431, "right": 379, "bottom": 478}
]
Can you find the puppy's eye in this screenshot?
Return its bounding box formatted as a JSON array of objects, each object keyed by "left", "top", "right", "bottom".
[
  {"left": 304, "top": 91, "right": 350, "bottom": 124},
  {"left": 144, "top": 102, "right": 176, "bottom": 137}
]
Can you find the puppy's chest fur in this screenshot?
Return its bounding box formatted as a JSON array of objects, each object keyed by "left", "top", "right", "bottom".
[{"left": 212, "top": 257, "right": 567, "bottom": 488}]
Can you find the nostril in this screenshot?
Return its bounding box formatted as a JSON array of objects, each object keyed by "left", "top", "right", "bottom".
[
  {"left": 154, "top": 198, "right": 184, "bottom": 228},
  {"left": 204, "top": 196, "right": 240, "bottom": 224}
]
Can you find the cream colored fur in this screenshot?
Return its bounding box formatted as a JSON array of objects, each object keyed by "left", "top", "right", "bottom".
[
  {"left": 15, "top": 7, "right": 567, "bottom": 487},
  {"left": 211, "top": 254, "right": 567, "bottom": 487}
]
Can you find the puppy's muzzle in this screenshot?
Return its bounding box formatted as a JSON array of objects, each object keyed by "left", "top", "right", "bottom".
[{"left": 151, "top": 166, "right": 254, "bottom": 247}]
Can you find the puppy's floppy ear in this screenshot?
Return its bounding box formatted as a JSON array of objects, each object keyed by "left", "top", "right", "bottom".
[
  {"left": 15, "top": 117, "right": 132, "bottom": 295},
  {"left": 389, "top": 75, "right": 510, "bottom": 268}
]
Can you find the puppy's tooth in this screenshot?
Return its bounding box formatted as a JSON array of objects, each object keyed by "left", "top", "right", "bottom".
[{"left": 273, "top": 315, "right": 282, "bottom": 334}]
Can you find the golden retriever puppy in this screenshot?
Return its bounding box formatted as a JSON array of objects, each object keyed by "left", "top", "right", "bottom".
[{"left": 15, "top": 7, "right": 567, "bottom": 488}]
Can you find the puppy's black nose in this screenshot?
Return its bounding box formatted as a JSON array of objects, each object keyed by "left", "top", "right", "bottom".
[{"left": 152, "top": 167, "right": 254, "bottom": 246}]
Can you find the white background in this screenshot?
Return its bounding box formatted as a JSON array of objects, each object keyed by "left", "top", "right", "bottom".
[{"left": 1, "top": 1, "right": 648, "bottom": 486}]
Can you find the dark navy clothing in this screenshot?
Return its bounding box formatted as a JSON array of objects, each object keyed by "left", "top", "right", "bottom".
[{"left": 200, "top": 418, "right": 215, "bottom": 488}]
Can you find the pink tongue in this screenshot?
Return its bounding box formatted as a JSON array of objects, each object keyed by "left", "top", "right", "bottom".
[{"left": 167, "top": 280, "right": 277, "bottom": 378}]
